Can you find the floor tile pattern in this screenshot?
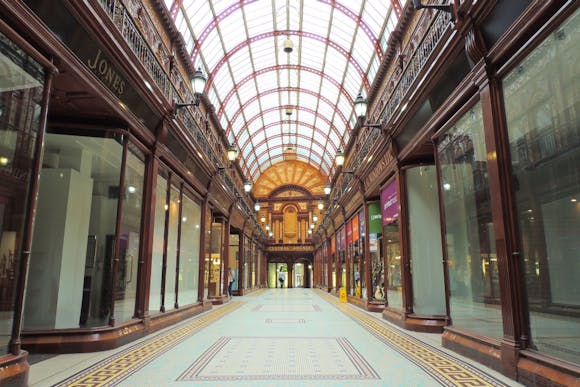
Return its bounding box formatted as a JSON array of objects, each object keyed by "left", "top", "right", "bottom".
[
  {"left": 251, "top": 304, "right": 321, "bottom": 312},
  {"left": 316, "top": 290, "right": 508, "bottom": 387},
  {"left": 177, "top": 336, "right": 379, "bottom": 381},
  {"left": 53, "top": 301, "right": 244, "bottom": 387}
]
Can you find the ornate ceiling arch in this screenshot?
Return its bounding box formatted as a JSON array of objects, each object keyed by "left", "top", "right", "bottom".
[
  {"left": 253, "top": 160, "right": 328, "bottom": 198},
  {"left": 165, "top": 0, "right": 400, "bottom": 184}
]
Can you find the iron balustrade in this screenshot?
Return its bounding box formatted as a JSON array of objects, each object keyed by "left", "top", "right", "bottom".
[{"left": 349, "top": 11, "right": 452, "bottom": 175}]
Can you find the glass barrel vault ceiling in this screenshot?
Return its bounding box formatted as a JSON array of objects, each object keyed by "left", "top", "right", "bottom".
[{"left": 164, "top": 0, "right": 402, "bottom": 181}]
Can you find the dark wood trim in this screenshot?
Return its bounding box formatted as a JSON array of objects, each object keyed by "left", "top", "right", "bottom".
[
  {"left": 108, "top": 136, "right": 129, "bottom": 326},
  {"left": 442, "top": 326, "right": 503, "bottom": 372},
  {"left": 21, "top": 302, "right": 209, "bottom": 353},
  {"left": 160, "top": 173, "right": 171, "bottom": 312},
  {"left": 174, "top": 183, "right": 183, "bottom": 309},
  {"left": 479, "top": 67, "right": 526, "bottom": 379},
  {"left": 135, "top": 152, "right": 158, "bottom": 320},
  {"left": 0, "top": 352, "right": 29, "bottom": 386},
  {"left": 383, "top": 306, "right": 447, "bottom": 333},
  {"left": 9, "top": 71, "right": 54, "bottom": 355},
  {"left": 397, "top": 171, "right": 413, "bottom": 315},
  {"left": 489, "top": 0, "right": 573, "bottom": 76},
  {"left": 0, "top": 16, "right": 57, "bottom": 73},
  {"left": 518, "top": 350, "right": 580, "bottom": 386}
]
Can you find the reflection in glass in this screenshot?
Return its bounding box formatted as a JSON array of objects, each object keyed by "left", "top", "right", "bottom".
[
  {"left": 114, "top": 145, "right": 145, "bottom": 323},
  {"left": 503, "top": 10, "right": 580, "bottom": 364},
  {"left": 25, "top": 133, "right": 122, "bottom": 329},
  {"left": 208, "top": 222, "right": 223, "bottom": 297},
  {"left": 0, "top": 38, "right": 44, "bottom": 352},
  {"left": 179, "top": 194, "right": 201, "bottom": 304},
  {"left": 406, "top": 166, "right": 445, "bottom": 315},
  {"left": 437, "top": 102, "right": 502, "bottom": 339},
  {"left": 149, "top": 174, "right": 167, "bottom": 314},
  {"left": 165, "top": 185, "right": 180, "bottom": 309},
  {"left": 229, "top": 234, "right": 239, "bottom": 292},
  {"left": 384, "top": 222, "right": 402, "bottom": 309},
  {"left": 370, "top": 234, "right": 384, "bottom": 301}
]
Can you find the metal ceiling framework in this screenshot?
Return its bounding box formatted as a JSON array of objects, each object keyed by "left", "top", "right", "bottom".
[{"left": 164, "top": 0, "right": 401, "bottom": 182}]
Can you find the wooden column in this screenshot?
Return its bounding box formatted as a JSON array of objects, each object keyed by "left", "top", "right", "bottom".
[{"left": 478, "top": 66, "right": 527, "bottom": 378}]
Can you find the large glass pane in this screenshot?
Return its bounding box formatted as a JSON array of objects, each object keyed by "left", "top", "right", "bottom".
[
  {"left": 25, "top": 133, "right": 122, "bottom": 329},
  {"left": 0, "top": 34, "right": 44, "bottom": 351},
  {"left": 165, "top": 184, "right": 180, "bottom": 309},
  {"left": 407, "top": 166, "right": 446, "bottom": 315},
  {"left": 179, "top": 194, "right": 201, "bottom": 305},
  {"left": 437, "top": 102, "right": 502, "bottom": 339},
  {"left": 243, "top": 236, "right": 250, "bottom": 290},
  {"left": 114, "top": 145, "right": 145, "bottom": 323},
  {"left": 382, "top": 180, "right": 402, "bottom": 309},
  {"left": 149, "top": 174, "right": 167, "bottom": 314},
  {"left": 208, "top": 222, "right": 223, "bottom": 297},
  {"left": 503, "top": 9, "right": 580, "bottom": 364},
  {"left": 368, "top": 203, "right": 384, "bottom": 302},
  {"left": 229, "top": 234, "right": 239, "bottom": 293}
]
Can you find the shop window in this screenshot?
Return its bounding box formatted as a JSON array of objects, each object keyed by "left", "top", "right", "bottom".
[
  {"left": 149, "top": 173, "right": 167, "bottom": 314},
  {"left": 436, "top": 102, "right": 502, "bottom": 339},
  {"left": 165, "top": 184, "right": 180, "bottom": 308},
  {"left": 503, "top": 9, "right": 580, "bottom": 364},
  {"left": 406, "top": 165, "right": 446, "bottom": 316},
  {"left": 179, "top": 194, "right": 201, "bottom": 304},
  {"left": 382, "top": 180, "right": 402, "bottom": 310},
  {"left": 0, "top": 32, "right": 45, "bottom": 352},
  {"left": 25, "top": 132, "right": 125, "bottom": 329}
]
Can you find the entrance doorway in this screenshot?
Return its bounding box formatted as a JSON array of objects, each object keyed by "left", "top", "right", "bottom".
[{"left": 268, "top": 263, "right": 288, "bottom": 288}]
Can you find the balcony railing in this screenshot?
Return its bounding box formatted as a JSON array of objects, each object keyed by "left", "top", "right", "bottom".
[
  {"left": 96, "top": 0, "right": 225, "bottom": 173},
  {"left": 349, "top": 10, "right": 453, "bottom": 175}
]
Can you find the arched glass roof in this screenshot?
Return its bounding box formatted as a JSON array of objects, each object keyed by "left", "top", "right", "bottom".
[{"left": 164, "top": 0, "right": 401, "bottom": 181}]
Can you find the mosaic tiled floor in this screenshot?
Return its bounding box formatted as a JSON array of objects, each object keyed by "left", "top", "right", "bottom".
[
  {"left": 34, "top": 289, "right": 520, "bottom": 387},
  {"left": 251, "top": 304, "right": 321, "bottom": 312},
  {"left": 177, "top": 336, "right": 378, "bottom": 381}
]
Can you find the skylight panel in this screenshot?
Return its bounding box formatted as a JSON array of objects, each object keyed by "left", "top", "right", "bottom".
[
  {"left": 310, "top": 153, "right": 322, "bottom": 165},
  {"left": 353, "top": 32, "right": 374, "bottom": 63},
  {"left": 238, "top": 128, "right": 250, "bottom": 145},
  {"left": 296, "top": 147, "right": 309, "bottom": 157},
  {"left": 224, "top": 97, "right": 240, "bottom": 116},
  {"left": 328, "top": 131, "right": 340, "bottom": 148},
  {"left": 264, "top": 125, "right": 281, "bottom": 140},
  {"left": 254, "top": 141, "right": 269, "bottom": 156},
  {"left": 182, "top": 1, "right": 214, "bottom": 37},
  {"left": 252, "top": 129, "right": 265, "bottom": 145},
  {"left": 268, "top": 135, "right": 283, "bottom": 149},
  {"left": 311, "top": 142, "right": 324, "bottom": 158},
  {"left": 245, "top": 4, "right": 272, "bottom": 35},
  {"left": 363, "top": 3, "right": 391, "bottom": 35},
  {"left": 258, "top": 152, "right": 271, "bottom": 165}
]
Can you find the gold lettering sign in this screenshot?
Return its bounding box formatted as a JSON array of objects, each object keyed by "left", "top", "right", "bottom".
[{"left": 87, "top": 49, "right": 126, "bottom": 97}]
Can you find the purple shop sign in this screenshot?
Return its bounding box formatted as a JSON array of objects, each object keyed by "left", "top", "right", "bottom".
[{"left": 381, "top": 180, "right": 398, "bottom": 226}]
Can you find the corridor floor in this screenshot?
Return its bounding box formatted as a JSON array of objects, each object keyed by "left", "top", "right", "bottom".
[{"left": 29, "top": 289, "right": 521, "bottom": 386}]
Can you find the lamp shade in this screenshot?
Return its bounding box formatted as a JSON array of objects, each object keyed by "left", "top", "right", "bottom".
[
  {"left": 227, "top": 146, "right": 238, "bottom": 162},
  {"left": 324, "top": 184, "right": 331, "bottom": 195},
  {"left": 313, "top": 214, "right": 318, "bottom": 222},
  {"left": 243, "top": 180, "right": 252, "bottom": 193},
  {"left": 335, "top": 149, "right": 345, "bottom": 167},
  {"left": 254, "top": 202, "right": 261, "bottom": 211},
  {"left": 354, "top": 93, "right": 367, "bottom": 118},
  {"left": 192, "top": 67, "right": 207, "bottom": 95},
  {"left": 318, "top": 201, "right": 324, "bottom": 210}
]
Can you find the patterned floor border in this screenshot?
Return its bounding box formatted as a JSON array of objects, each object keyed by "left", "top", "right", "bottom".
[
  {"left": 176, "top": 336, "right": 379, "bottom": 381},
  {"left": 54, "top": 301, "right": 245, "bottom": 387},
  {"left": 315, "top": 289, "right": 509, "bottom": 387}
]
